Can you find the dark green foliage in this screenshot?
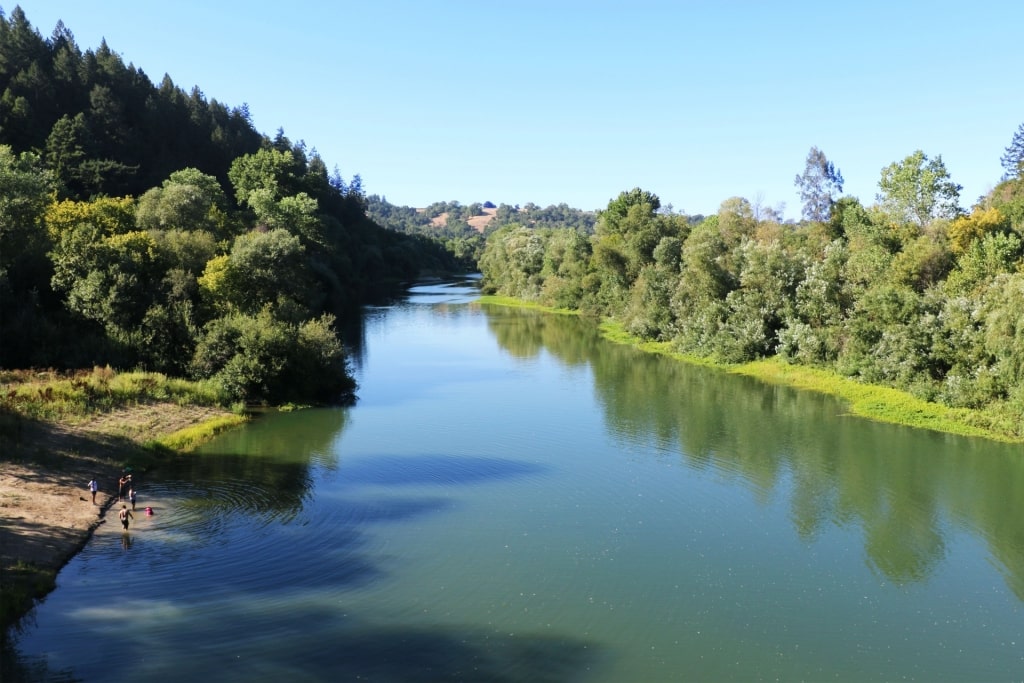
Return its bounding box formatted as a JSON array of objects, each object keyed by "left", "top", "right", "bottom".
[
  {"left": 189, "top": 310, "right": 353, "bottom": 404},
  {"left": 0, "top": 8, "right": 466, "bottom": 405},
  {"left": 0, "top": 7, "right": 264, "bottom": 199},
  {"left": 838, "top": 284, "right": 938, "bottom": 389}
]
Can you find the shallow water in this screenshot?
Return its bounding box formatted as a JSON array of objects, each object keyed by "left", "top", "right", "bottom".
[{"left": 7, "top": 279, "right": 1024, "bottom": 681}]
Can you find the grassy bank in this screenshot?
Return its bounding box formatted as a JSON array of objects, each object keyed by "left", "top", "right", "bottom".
[
  {"left": 477, "top": 295, "right": 578, "bottom": 315},
  {"left": 729, "top": 358, "right": 1015, "bottom": 442},
  {"left": 479, "top": 297, "right": 1022, "bottom": 444},
  {"left": 0, "top": 366, "right": 240, "bottom": 423}
]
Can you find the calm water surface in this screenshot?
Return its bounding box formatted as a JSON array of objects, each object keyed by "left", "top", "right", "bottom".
[{"left": 6, "top": 279, "right": 1024, "bottom": 681}]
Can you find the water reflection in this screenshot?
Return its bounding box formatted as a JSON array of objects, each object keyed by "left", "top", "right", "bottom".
[
  {"left": 343, "top": 276, "right": 484, "bottom": 375},
  {"left": 482, "top": 304, "right": 1024, "bottom": 595}
]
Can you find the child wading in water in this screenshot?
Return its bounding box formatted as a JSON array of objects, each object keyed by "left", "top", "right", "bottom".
[{"left": 119, "top": 504, "right": 133, "bottom": 531}]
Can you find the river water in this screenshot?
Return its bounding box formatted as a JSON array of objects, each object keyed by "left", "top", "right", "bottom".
[{"left": 6, "top": 278, "right": 1024, "bottom": 681}]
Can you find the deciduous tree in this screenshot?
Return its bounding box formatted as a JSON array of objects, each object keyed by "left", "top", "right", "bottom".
[{"left": 876, "top": 150, "right": 962, "bottom": 227}]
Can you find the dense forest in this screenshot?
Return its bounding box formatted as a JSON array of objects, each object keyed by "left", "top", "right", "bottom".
[
  {"left": 0, "top": 6, "right": 466, "bottom": 404},
  {"left": 480, "top": 137, "right": 1024, "bottom": 437}
]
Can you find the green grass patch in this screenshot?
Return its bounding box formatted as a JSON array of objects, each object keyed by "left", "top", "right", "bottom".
[
  {"left": 598, "top": 320, "right": 722, "bottom": 368},
  {"left": 0, "top": 367, "right": 233, "bottom": 423},
  {"left": 476, "top": 295, "right": 578, "bottom": 315},
  {"left": 732, "top": 358, "right": 1019, "bottom": 442},
  {"left": 146, "top": 414, "right": 250, "bottom": 453},
  {"left": 600, "top": 321, "right": 1020, "bottom": 442}
]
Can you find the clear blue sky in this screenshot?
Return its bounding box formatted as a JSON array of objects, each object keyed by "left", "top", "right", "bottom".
[{"left": 13, "top": 1, "right": 1024, "bottom": 217}]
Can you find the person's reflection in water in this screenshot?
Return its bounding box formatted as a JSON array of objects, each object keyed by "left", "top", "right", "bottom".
[{"left": 121, "top": 533, "right": 133, "bottom": 552}]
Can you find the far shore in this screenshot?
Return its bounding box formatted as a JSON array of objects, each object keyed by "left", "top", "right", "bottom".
[{"left": 477, "top": 295, "right": 1021, "bottom": 444}]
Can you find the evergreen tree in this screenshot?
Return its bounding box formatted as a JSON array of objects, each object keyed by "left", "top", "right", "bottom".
[{"left": 1001, "top": 123, "right": 1024, "bottom": 180}]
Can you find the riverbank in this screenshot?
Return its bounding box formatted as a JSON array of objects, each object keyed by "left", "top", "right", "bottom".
[
  {"left": 478, "top": 296, "right": 1022, "bottom": 444},
  {"left": 0, "top": 401, "right": 246, "bottom": 633}
]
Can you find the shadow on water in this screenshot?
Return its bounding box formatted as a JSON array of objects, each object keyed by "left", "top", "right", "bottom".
[
  {"left": 5, "top": 525, "right": 600, "bottom": 682},
  {"left": 335, "top": 454, "right": 549, "bottom": 488},
  {"left": 484, "top": 305, "right": 1024, "bottom": 598},
  {"left": 6, "top": 617, "right": 603, "bottom": 683},
  {"left": 3, "top": 440, "right": 562, "bottom": 681},
  {"left": 303, "top": 626, "right": 604, "bottom": 683}
]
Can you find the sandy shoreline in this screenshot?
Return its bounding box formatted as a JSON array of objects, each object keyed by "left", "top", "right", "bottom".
[{"left": 0, "top": 403, "right": 236, "bottom": 632}]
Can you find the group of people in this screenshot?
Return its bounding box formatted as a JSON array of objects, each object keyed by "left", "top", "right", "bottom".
[
  {"left": 87, "top": 472, "right": 141, "bottom": 531},
  {"left": 118, "top": 473, "right": 136, "bottom": 507}
]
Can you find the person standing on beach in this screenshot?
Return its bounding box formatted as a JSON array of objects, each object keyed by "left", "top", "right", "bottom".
[
  {"left": 129, "top": 488, "right": 137, "bottom": 511},
  {"left": 89, "top": 477, "right": 98, "bottom": 505},
  {"left": 119, "top": 504, "right": 133, "bottom": 531}
]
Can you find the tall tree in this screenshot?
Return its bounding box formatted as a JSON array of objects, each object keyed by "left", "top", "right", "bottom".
[
  {"left": 876, "top": 150, "right": 962, "bottom": 226},
  {"left": 794, "top": 146, "right": 844, "bottom": 222},
  {"left": 1001, "top": 123, "right": 1024, "bottom": 180}
]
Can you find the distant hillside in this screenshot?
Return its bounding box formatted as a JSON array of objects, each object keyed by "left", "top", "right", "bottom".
[
  {"left": 369, "top": 196, "right": 598, "bottom": 237},
  {"left": 430, "top": 207, "right": 498, "bottom": 232}
]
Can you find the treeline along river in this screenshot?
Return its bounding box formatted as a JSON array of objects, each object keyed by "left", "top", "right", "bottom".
[{"left": 6, "top": 278, "right": 1024, "bottom": 681}]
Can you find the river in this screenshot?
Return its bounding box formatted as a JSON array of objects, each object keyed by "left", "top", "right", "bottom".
[{"left": 5, "top": 278, "right": 1024, "bottom": 681}]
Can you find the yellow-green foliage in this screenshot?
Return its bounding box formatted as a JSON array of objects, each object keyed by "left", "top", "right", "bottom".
[
  {"left": 104, "top": 230, "right": 158, "bottom": 263},
  {"left": 44, "top": 196, "right": 136, "bottom": 242},
  {"left": 948, "top": 207, "right": 1010, "bottom": 255},
  {"left": 476, "top": 295, "right": 577, "bottom": 315},
  {"left": 198, "top": 253, "right": 230, "bottom": 290},
  {"left": 599, "top": 320, "right": 721, "bottom": 368},
  {"left": 147, "top": 414, "right": 249, "bottom": 453},
  {"left": 0, "top": 367, "right": 233, "bottom": 422},
  {"left": 732, "top": 358, "right": 1018, "bottom": 442}
]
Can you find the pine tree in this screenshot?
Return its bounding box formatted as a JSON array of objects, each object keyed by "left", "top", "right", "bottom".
[{"left": 1001, "top": 123, "right": 1024, "bottom": 179}]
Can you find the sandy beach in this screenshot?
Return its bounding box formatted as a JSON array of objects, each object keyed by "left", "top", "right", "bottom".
[{"left": 0, "top": 403, "right": 235, "bottom": 630}]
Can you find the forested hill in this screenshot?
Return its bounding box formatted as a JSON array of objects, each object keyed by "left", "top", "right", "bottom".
[
  {"left": 365, "top": 196, "right": 604, "bottom": 267},
  {"left": 480, "top": 139, "right": 1024, "bottom": 438},
  {"left": 0, "top": 6, "right": 463, "bottom": 404}
]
